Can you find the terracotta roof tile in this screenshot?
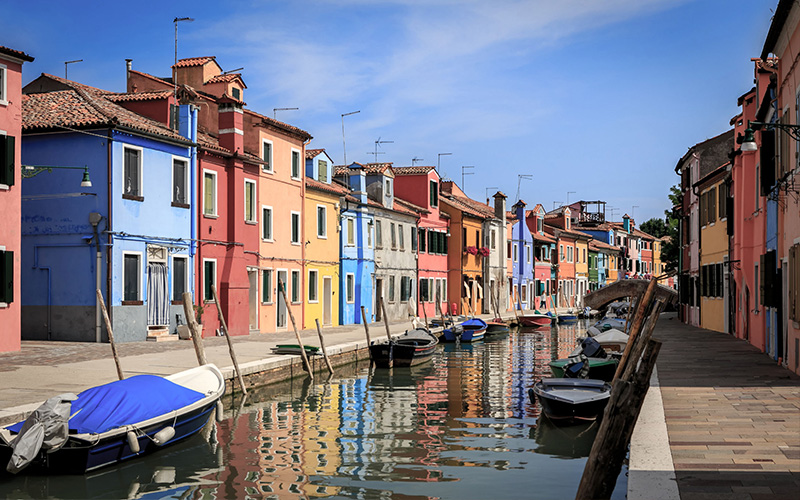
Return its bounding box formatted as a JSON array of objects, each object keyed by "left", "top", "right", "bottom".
[
  {"left": 173, "top": 56, "right": 216, "bottom": 68},
  {"left": 306, "top": 148, "right": 324, "bottom": 159},
  {"left": 244, "top": 108, "right": 312, "bottom": 141},
  {"left": 441, "top": 194, "right": 495, "bottom": 219},
  {"left": 392, "top": 166, "right": 435, "bottom": 175},
  {"left": 333, "top": 163, "right": 365, "bottom": 176},
  {"left": 362, "top": 162, "right": 393, "bottom": 174},
  {"left": 206, "top": 73, "right": 246, "bottom": 88},
  {"left": 306, "top": 177, "right": 350, "bottom": 196},
  {"left": 0, "top": 45, "right": 34, "bottom": 62},
  {"left": 395, "top": 196, "right": 429, "bottom": 214},
  {"left": 105, "top": 90, "right": 174, "bottom": 102}
]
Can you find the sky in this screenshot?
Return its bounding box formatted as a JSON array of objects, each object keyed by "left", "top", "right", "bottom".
[{"left": 2, "top": 0, "right": 779, "bottom": 224}]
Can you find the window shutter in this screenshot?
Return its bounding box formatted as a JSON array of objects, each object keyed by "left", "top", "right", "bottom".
[
  {"left": 442, "top": 232, "right": 448, "bottom": 255},
  {"left": 1, "top": 135, "right": 14, "bottom": 186},
  {"left": 1, "top": 250, "right": 12, "bottom": 303},
  {"left": 760, "top": 254, "right": 766, "bottom": 306},
  {"left": 709, "top": 187, "right": 717, "bottom": 223},
  {"left": 780, "top": 114, "right": 791, "bottom": 179},
  {"left": 760, "top": 129, "right": 776, "bottom": 196}
]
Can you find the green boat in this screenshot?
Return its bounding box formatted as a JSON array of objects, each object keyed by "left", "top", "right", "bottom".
[
  {"left": 548, "top": 357, "right": 618, "bottom": 382},
  {"left": 270, "top": 344, "right": 321, "bottom": 356}
]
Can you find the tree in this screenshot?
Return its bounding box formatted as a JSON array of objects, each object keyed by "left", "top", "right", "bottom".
[
  {"left": 660, "top": 185, "right": 681, "bottom": 273},
  {"left": 640, "top": 218, "right": 668, "bottom": 238}
]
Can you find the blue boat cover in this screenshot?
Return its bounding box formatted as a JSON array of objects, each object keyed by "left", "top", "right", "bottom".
[
  {"left": 461, "top": 318, "right": 487, "bottom": 329},
  {"left": 8, "top": 375, "right": 205, "bottom": 435}
]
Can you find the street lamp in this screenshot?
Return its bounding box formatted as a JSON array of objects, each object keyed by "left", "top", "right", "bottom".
[
  {"left": 22, "top": 165, "right": 92, "bottom": 187},
  {"left": 741, "top": 120, "right": 800, "bottom": 152}
]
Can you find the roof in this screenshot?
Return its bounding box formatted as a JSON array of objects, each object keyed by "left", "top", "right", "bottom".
[
  {"left": 532, "top": 231, "right": 557, "bottom": 244},
  {"left": 334, "top": 163, "right": 367, "bottom": 176},
  {"left": 306, "top": 148, "right": 324, "bottom": 159},
  {"left": 0, "top": 45, "right": 34, "bottom": 62},
  {"left": 674, "top": 129, "right": 734, "bottom": 175},
  {"left": 22, "top": 77, "right": 192, "bottom": 145},
  {"left": 395, "top": 196, "right": 429, "bottom": 215},
  {"left": 362, "top": 162, "right": 393, "bottom": 175},
  {"left": 392, "top": 166, "right": 435, "bottom": 175},
  {"left": 197, "top": 131, "right": 264, "bottom": 164},
  {"left": 761, "top": 0, "right": 794, "bottom": 59},
  {"left": 105, "top": 90, "right": 174, "bottom": 102},
  {"left": 206, "top": 73, "right": 246, "bottom": 88},
  {"left": 173, "top": 56, "right": 216, "bottom": 68},
  {"left": 306, "top": 177, "right": 351, "bottom": 197},
  {"left": 589, "top": 239, "right": 618, "bottom": 252},
  {"left": 244, "top": 108, "right": 312, "bottom": 141},
  {"left": 441, "top": 194, "right": 495, "bottom": 220}
]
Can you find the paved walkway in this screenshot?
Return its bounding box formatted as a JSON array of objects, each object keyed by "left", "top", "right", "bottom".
[{"left": 652, "top": 313, "right": 800, "bottom": 499}]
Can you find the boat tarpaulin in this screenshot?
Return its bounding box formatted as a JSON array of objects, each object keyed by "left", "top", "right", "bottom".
[
  {"left": 8, "top": 375, "right": 205, "bottom": 435},
  {"left": 6, "top": 393, "right": 76, "bottom": 473}
]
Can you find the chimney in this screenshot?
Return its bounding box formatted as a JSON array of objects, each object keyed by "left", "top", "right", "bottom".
[
  {"left": 218, "top": 96, "right": 244, "bottom": 153},
  {"left": 347, "top": 164, "right": 368, "bottom": 204},
  {"left": 493, "top": 191, "right": 507, "bottom": 221},
  {"left": 125, "top": 59, "right": 133, "bottom": 92},
  {"left": 623, "top": 214, "right": 630, "bottom": 233}
]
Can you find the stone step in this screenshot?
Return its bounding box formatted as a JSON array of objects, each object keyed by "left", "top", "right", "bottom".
[{"left": 146, "top": 334, "right": 180, "bottom": 342}]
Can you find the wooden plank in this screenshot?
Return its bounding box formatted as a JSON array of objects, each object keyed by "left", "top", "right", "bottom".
[
  {"left": 278, "top": 281, "right": 314, "bottom": 380},
  {"left": 613, "top": 279, "right": 657, "bottom": 381},
  {"left": 584, "top": 279, "right": 677, "bottom": 310}
]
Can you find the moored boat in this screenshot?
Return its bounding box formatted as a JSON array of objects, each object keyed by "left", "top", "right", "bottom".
[
  {"left": 270, "top": 344, "right": 321, "bottom": 356},
  {"left": 557, "top": 313, "right": 579, "bottom": 324},
  {"left": 549, "top": 357, "right": 618, "bottom": 382},
  {"left": 369, "top": 328, "right": 438, "bottom": 368},
  {"left": 529, "top": 378, "right": 612, "bottom": 423},
  {"left": 484, "top": 321, "right": 510, "bottom": 336},
  {"left": 1, "top": 364, "right": 225, "bottom": 474},
  {"left": 442, "top": 318, "right": 487, "bottom": 342},
  {"left": 517, "top": 314, "right": 552, "bottom": 328}
]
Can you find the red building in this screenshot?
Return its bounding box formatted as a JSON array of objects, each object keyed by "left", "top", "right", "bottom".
[
  {"left": 0, "top": 46, "right": 33, "bottom": 352},
  {"left": 543, "top": 207, "right": 579, "bottom": 308},
  {"left": 393, "top": 166, "right": 450, "bottom": 318}
]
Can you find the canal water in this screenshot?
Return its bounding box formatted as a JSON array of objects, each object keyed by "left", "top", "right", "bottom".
[{"left": 0, "top": 321, "right": 626, "bottom": 499}]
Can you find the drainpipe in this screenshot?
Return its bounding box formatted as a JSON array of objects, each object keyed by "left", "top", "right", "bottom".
[
  {"left": 90, "top": 212, "right": 103, "bottom": 342},
  {"left": 106, "top": 129, "right": 113, "bottom": 341}
]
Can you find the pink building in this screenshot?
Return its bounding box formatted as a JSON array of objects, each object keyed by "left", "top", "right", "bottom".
[
  {"left": 0, "top": 46, "right": 33, "bottom": 352},
  {"left": 393, "top": 166, "right": 450, "bottom": 319}
]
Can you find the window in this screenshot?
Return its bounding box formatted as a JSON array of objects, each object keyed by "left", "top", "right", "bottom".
[
  {"left": 262, "top": 140, "right": 273, "bottom": 172},
  {"left": 346, "top": 273, "right": 355, "bottom": 303},
  {"left": 123, "top": 146, "right": 142, "bottom": 198},
  {"left": 398, "top": 224, "right": 405, "bottom": 250},
  {"left": 172, "top": 158, "right": 188, "bottom": 206},
  {"left": 0, "top": 64, "right": 6, "bottom": 104},
  {"left": 507, "top": 240, "right": 511, "bottom": 260},
  {"left": 491, "top": 229, "right": 496, "bottom": 249},
  {"left": 0, "top": 248, "right": 12, "bottom": 304},
  {"left": 262, "top": 206, "right": 273, "bottom": 240},
  {"left": 428, "top": 278, "right": 435, "bottom": 302},
  {"left": 401, "top": 276, "right": 411, "bottom": 302},
  {"left": 419, "top": 228, "right": 426, "bottom": 252},
  {"left": 411, "top": 227, "right": 417, "bottom": 252},
  {"left": 122, "top": 253, "right": 142, "bottom": 303},
  {"left": 526, "top": 245, "right": 531, "bottom": 264},
  {"left": 347, "top": 218, "right": 355, "bottom": 246},
  {"left": 291, "top": 150, "right": 301, "bottom": 179},
  {"left": 318, "top": 159, "right": 328, "bottom": 182},
  {"left": 537, "top": 218, "right": 543, "bottom": 233},
  {"left": 308, "top": 270, "right": 318, "bottom": 302},
  {"left": 367, "top": 221, "right": 373, "bottom": 248},
  {"left": 376, "top": 220, "right": 383, "bottom": 248},
  {"left": 475, "top": 230, "right": 480, "bottom": 247},
  {"left": 513, "top": 243, "right": 518, "bottom": 262},
  {"left": 291, "top": 212, "right": 300, "bottom": 244},
  {"left": 317, "top": 205, "right": 327, "bottom": 238},
  {"left": 203, "top": 259, "right": 216, "bottom": 302},
  {"left": 262, "top": 269, "right": 273, "bottom": 304},
  {"left": 420, "top": 277, "right": 429, "bottom": 302},
  {"left": 430, "top": 180, "right": 438, "bottom": 207},
  {"left": 204, "top": 170, "right": 217, "bottom": 216},
  {"left": 388, "top": 275, "right": 396, "bottom": 302},
  {"left": 172, "top": 256, "right": 187, "bottom": 302},
  {"left": 245, "top": 180, "right": 257, "bottom": 223},
  {"left": 291, "top": 270, "right": 300, "bottom": 303},
  {"left": 718, "top": 182, "right": 728, "bottom": 219},
  {"left": 560, "top": 245, "right": 564, "bottom": 262},
  {"left": 391, "top": 223, "right": 397, "bottom": 249},
  {"left": 0, "top": 134, "right": 14, "bottom": 187},
  {"left": 232, "top": 87, "right": 241, "bottom": 100},
  {"left": 790, "top": 244, "right": 800, "bottom": 321}
]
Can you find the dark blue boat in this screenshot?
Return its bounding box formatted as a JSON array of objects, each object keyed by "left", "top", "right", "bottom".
[
  {"left": 442, "top": 318, "right": 487, "bottom": 342},
  {"left": 1, "top": 364, "right": 225, "bottom": 474}
]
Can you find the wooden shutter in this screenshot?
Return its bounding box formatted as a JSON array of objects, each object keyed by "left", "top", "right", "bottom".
[
  {"left": 780, "top": 114, "right": 791, "bottom": 179},
  {"left": 760, "top": 254, "right": 766, "bottom": 306},
  {"left": 1, "top": 251, "right": 12, "bottom": 304},
  {"left": 709, "top": 186, "right": 717, "bottom": 223},
  {"left": 760, "top": 129, "right": 776, "bottom": 196},
  {"left": 1, "top": 135, "right": 14, "bottom": 187}
]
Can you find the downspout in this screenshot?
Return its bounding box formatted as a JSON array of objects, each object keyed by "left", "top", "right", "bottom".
[
  {"left": 106, "top": 129, "right": 113, "bottom": 342},
  {"left": 190, "top": 106, "right": 198, "bottom": 259},
  {"left": 90, "top": 213, "right": 102, "bottom": 343}
]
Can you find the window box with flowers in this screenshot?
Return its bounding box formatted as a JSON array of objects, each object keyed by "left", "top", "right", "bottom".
[
  {"left": 478, "top": 247, "right": 490, "bottom": 257},
  {"left": 465, "top": 246, "right": 479, "bottom": 255}
]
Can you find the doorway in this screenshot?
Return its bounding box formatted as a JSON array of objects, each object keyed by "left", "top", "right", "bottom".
[
  {"left": 277, "top": 270, "right": 288, "bottom": 328},
  {"left": 375, "top": 278, "right": 384, "bottom": 322},
  {"left": 323, "top": 276, "right": 332, "bottom": 325},
  {"left": 248, "top": 269, "right": 258, "bottom": 331}
]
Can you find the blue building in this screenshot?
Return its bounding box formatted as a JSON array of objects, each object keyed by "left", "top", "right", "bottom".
[
  {"left": 510, "top": 200, "right": 535, "bottom": 310},
  {"left": 21, "top": 74, "right": 197, "bottom": 342},
  {"left": 335, "top": 163, "right": 375, "bottom": 324}
]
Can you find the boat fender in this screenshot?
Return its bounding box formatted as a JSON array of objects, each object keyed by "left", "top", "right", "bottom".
[
  {"left": 126, "top": 430, "right": 140, "bottom": 454},
  {"left": 528, "top": 388, "right": 536, "bottom": 405},
  {"left": 152, "top": 426, "right": 175, "bottom": 446},
  {"left": 216, "top": 400, "right": 224, "bottom": 422}
]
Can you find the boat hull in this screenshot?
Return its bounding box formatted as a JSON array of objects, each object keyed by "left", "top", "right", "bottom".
[
  {"left": 369, "top": 330, "right": 438, "bottom": 368},
  {"left": 549, "top": 357, "right": 618, "bottom": 382},
  {"left": 517, "top": 316, "right": 552, "bottom": 328},
  {"left": 557, "top": 315, "right": 578, "bottom": 324},
  {"left": 530, "top": 379, "right": 611, "bottom": 423},
  {"left": 484, "top": 323, "right": 510, "bottom": 335}
]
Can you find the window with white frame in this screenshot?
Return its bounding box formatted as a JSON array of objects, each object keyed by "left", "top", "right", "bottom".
[
  {"left": 262, "top": 206, "right": 273, "bottom": 241},
  {"left": 317, "top": 205, "right": 327, "bottom": 238},
  {"left": 245, "top": 179, "right": 257, "bottom": 223},
  {"left": 123, "top": 252, "right": 141, "bottom": 302},
  {"left": 262, "top": 140, "right": 273, "bottom": 173},
  {"left": 291, "top": 270, "right": 300, "bottom": 303},
  {"left": 347, "top": 218, "right": 355, "bottom": 246},
  {"left": 291, "top": 212, "right": 301, "bottom": 244},
  {"left": 513, "top": 243, "right": 518, "bottom": 262},
  {"left": 491, "top": 229, "right": 496, "bottom": 249},
  {"left": 560, "top": 244, "right": 564, "bottom": 262},
  {"left": 390, "top": 222, "right": 397, "bottom": 249},
  {"left": 308, "top": 270, "right": 318, "bottom": 302},
  {"left": 172, "top": 255, "right": 188, "bottom": 302},
  {"left": 203, "top": 259, "right": 216, "bottom": 302},
  {"left": 376, "top": 220, "right": 383, "bottom": 248},
  {"left": 367, "top": 221, "right": 373, "bottom": 248},
  {"left": 0, "top": 64, "right": 6, "bottom": 104},
  {"left": 123, "top": 146, "right": 142, "bottom": 198},
  {"left": 203, "top": 170, "right": 217, "bottom": 216},
  {"left": 291, "top": 149, "right": 301, "bottom": 179},
  {"left": 388, "top": 275, "right": 396, "bottom": 302},
  {"left": 428, "top": 278, "right": 435, "bottom": 303},
  {"left": 262, "top": 269, "right": 273, "bottom": 304},
  {"left": 398, "top": 224, "right": 405, "bottom": 250},
  {"left": 318, "top": 159, "right": 328, "bottom": 182},
  {"left": 172, "top": 158, "right": 188, "bottom": 205},
  {"left": 346, "top": 273, "right": 355, "bottom": 303}
]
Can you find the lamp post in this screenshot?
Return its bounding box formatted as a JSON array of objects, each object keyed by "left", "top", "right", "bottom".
[
  {"left": 22, "top": 165, "right": 92, "bottom": 187},
  {"left": 341, "top": 110, "right": 360, "bottom": 165},
  {"left": 741, "top": 120, "right": 800, "bottom": 152}
]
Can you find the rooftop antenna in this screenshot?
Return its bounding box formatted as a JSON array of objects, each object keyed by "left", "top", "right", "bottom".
[
  {"left": 369, "top": 137, "right": 394, "bottom": 163},
  {"left": 553, "top": 201, "right": 562, "bottom": 210},
  {"left": 516, "top": 174, "right": 532, "bottom": 202},
  {"left": 461, "top": 166, "right": 474, "bottom": 191},
  {"left": 222, "top": 67, "right": 244, "bottom": 75},
  {"left": 437, "top": 152, "right": 452, "bottom": 178},
  {"left": 173, "top": 17, "right": 195, "bottom": 99},
  {"left": 273, "top": 107, "right": 298, "bottom": 120},
  {"left": 64, "top": 59, "right": 83, "bottom": 80},
  {"left": 341, "top": 110, "right": 360, "bottom": 165},
  {"left": 631, "top": 205, "right": 640, "bottom": 220},
  {"left": 485, "top": 186, "right": 499, "bottom": 204},
  {"left": 412, "top": 157, "right": 424, "bottom": 166},
  {"left": 566, "top": 191, "right": 576, "bottom": 205}
]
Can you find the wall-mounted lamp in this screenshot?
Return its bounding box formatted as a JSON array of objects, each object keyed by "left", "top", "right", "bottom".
[
  {"left": 741, "top": 120, "right": 800, "bottom": 152},
  {"left": 22, "top": 165, "right": 92, "bottom": 187}
]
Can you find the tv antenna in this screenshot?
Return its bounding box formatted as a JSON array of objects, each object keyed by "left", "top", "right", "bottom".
[
  {"left": 273, "top": 107, "right": 298, "bottom": 119},
  {"left": 64, "top": 59, "right": 83, "bottom": 79},
  {"left": 461, "top": 166, "right": 474, "bottom": 190},
  {"left": 516, "top": 174, "right": 532, "bottom": 202},
  {"left": 368, "top": 137, "right": 393, "bottom": 162},
  {"left": 412, "top": 157, "right": 424, "bottom": 166},
  {"left": 485, "top": 186, "right": 499, "bottom": 204}
]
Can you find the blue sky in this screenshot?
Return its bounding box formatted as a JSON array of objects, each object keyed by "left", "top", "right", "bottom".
[{"left": 3, "top": 0, "right": 778, "bottom": 223}]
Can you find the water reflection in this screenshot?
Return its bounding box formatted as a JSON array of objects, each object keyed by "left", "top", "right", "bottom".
[{"left": 0, "top": 320, "right": 627, "bottom": 499}]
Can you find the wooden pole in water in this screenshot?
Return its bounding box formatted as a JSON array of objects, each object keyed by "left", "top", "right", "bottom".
[
  {"left": 420, "top": 296, "right": 429, "bottom": 329},
  {"left": 380, "top": 299, "right": 392, "bottom": 342},
  {"left": 278, "top": 280, "right": 314, "bottom": 380},
  {"left": 182, "top": 292, "right": 207, "bottom": 366},
  {"left": 315, "top": 319, "right": 335, "bottom": 375},
  {"left": 613, "top": 279, "right": 657, "bottom": 382},
  {"left": 360, "top": 305, "right": 372, "bottom": 345},
  {"left": 95, "top": 289, "right": 124, "bottom": 380},
  {"left": 211, "top": 285, "right": 247, "bottom": 395}
]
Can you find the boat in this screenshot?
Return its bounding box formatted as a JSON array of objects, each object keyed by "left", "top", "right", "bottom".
[
  {"left": 270, "top": 344, "right": 321, "bottom": 356},
  {"left": 484, "top": 321, "right": 510, "bottom": 336},
  {"left": 557, "top": 312, "right": 579, "bottom": 324},
  {"left": 591, "top": 328, "right": 629, "bottom": 352},
  {"left": 531, "top": 414, "right": 598, "bottom": 458},
  {"left": 369, "top": 328, "right": 438, "bottom": 368},
  {"left": 1, "top": 364, "right": 225, "bottom": 474},
  {"left": 529, "top": 378, "right": 612, "bottom": 423},
  {"left": 549, "top": 357, "right": 618, "bottom": 382},
  {"left": 591, "top": 317, "right": 628, "bottom": 333},
  {"left": 517, "top": 314, "right": 552, "bottom": 328},
  {"left": 442, "top": 318, "right": 487, "bottom": 342}
]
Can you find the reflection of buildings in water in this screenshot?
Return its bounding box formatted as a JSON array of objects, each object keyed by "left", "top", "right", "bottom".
[{"left": 301, "top": 384, "right": 344, "bottom": 498}]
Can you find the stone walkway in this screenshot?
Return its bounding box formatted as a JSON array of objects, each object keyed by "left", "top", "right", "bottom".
[{"left": 654, "top": 313, "right": 800, "bottom": 499}]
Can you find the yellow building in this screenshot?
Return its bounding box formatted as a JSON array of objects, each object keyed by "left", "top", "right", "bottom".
[
  {"left": 574, "top": 236, "right": 590, "bottom": 306},
  {"left": 698, "top": 166, "right": 729, "bottom": 333},
  {"left": 303, "top": 150, "right": 347, "bottom": 328},
  {"left": 653, "top": 238, "right": 663, "bottom": 276}
]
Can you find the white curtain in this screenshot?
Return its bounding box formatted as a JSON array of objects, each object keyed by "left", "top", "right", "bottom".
[{"left": 147, "top": 263, "right": 169, "bottom": 326}]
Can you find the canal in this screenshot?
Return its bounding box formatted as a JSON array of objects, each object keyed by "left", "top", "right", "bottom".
[{"left": 0, "top": 321, "right": 627, "bottom": 499}]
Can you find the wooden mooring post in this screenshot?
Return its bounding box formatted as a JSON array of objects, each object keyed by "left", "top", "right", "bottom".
[
  {"left": 360, "top": 305, "right": 372, "bottom": 345},
  {"left": 575, "top": 278, "right": 677, "bottom": 500},
  {"left": 278, "top": 280, "right": 314, "bottom": 381},
  {"left": 211, "top": 285, "right": 248, "bottom": 395},
  {"left": 182, "top": 292, "right": 208, "bottom": 366},
  {"left": 95, "top": 289, "right": 124, "bottom": 380},
  {"left": 315, "top": 319, "right": 335, "bottom": 375}
]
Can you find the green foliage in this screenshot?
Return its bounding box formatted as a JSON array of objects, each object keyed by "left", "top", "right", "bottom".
[
  {"left": 640, "top": 218, "right": 668, "bottom": 238},
  {"left": 661, "top": 184, "right": 681, "bottom": 273}
]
